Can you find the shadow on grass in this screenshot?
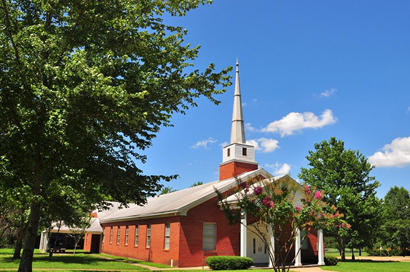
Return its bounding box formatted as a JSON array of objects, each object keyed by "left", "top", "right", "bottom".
[{"left": 2, "top": 254, "right": 114, "bottom": 265}]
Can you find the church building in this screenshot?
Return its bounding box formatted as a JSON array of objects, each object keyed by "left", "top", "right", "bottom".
[{"left": 47, "top": 61, "right": 325, "bottom": 267}]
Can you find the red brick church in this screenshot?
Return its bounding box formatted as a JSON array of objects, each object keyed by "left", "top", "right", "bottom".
[{"left": 40, "top": 61, "right": 325, "bottom": 267}]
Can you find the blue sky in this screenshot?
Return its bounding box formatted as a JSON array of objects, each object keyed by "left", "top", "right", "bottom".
[{"left": 141, "top": 0, "right": 410, "bottom": 198}]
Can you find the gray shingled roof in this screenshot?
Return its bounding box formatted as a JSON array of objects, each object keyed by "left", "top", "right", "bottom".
[
  {"left": 50, "top": 217, "right": 103, "bottom": 234},
  {"left": 101, "top": 168, "right": 271, "bottom": 223}
]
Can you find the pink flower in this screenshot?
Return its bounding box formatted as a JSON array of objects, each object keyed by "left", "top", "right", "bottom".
[
  {"left": 314, "top": 191, "right": 321, "bottom": 199},
  {"left": 336, "top": 224, "right": 339, "bottom": 228},
  {"left": 240, "top": 182, "right": 248, "bottom": 189},
  {"left": 305, "top": 184, "right": 311, "bottom": 195},
  {"left": 262, "top": 196, "right": 274, "bottom": 208},
  {"left": 342, "top": 222, "right": 346, "bottom": 228},
  {"left": 254, "top": 186, "right": 263, "bottom": 195},
  {"left": 296, "top": 206, "right": 301, "bottom": 212}
]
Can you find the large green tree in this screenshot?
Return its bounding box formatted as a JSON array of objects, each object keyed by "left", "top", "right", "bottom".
[
  {"left": 0, "top": 1, "right": 231, "bottom": 271},
  {"left": 299, "top": 137, "right": 381, "bottom": 261},
  {"left": 380, "top": 186, "right": 410, "bottom": 256}
]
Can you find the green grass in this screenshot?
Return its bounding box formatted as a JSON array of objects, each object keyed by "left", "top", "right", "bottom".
[
  {"left": 325, "top": 248, "right": 369, "bottom": 257},
  {"left": 98, "top": 253, "right": 171, "bottom": 268},
  {"left": 0, "top": 249, "right": 146, "bottom": 270},
  {"left": 321, "top": 260, "right": 410, "bottom": 272}
]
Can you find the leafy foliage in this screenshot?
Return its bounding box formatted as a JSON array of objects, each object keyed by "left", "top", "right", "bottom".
[
  {"left": 191, "top": 181, "right": 204, "bottom": 187},
  {"left": 324, "top": 256, "right": 338, "bottom": 266},
  {"left": 158, "top": 187, "right": 176, "bottom": 195},
  {"left": 206, "top": 256, "right": 254, "bottom": 270},
  {"left": 379, "top": 186, "right": 410, "bottom": 256},
  {"left": 299, "top": 137, "right": 381, "bottom": 260},
  {"left": 0, "top": 0, "right": 231, "bottom": 271}
]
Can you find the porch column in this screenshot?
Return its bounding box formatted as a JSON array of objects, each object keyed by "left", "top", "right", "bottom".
[
  {"left": 317, "top": 229, "right": 325, "bottom": 265},
  {"left": 240, "top": 211, "right": 247, "bottom": 257},
  {"left": 294, "top": 228, "right": 302, "bottom": 266},
  {"left": 39, "top": 231, "right": 49, "bottom": 253},
  {"left": 268, "top": 224, "right": 275, "bottom": 268}
]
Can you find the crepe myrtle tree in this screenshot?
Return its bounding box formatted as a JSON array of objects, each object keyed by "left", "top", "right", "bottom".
[{"left": 218, "top": 176, "right": 349, "bottom": 272}]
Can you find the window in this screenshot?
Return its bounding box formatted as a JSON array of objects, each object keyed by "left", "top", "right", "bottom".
[
  {"left": 164, "top": 223, "right": 170, "bottom": 250},
  {"left": 146, "top": 224, "right": 151, "bottom": 248},
  {"left": 109, "top": 226, "right": 113, "bottom": 244},
  {"left": 116, "top": 226, "right": 121, "bottom": 245},
  {"left": 125, "top": 226, "right": 129, "bottom": 245},
  {"left": 135, "top": 225, "right": 139, "bottom": 247},
  {"left": 242, "top": 147, "right": 247, "bottom": 156},
  {"left": 253, "top": 238, "right": 256, "bottom": 254},
  {"left": 203, "top": 223, "right": 217, "bottom": 250},
  {"left": 227, "top": 148, "right": 230, "bottom": 157}
]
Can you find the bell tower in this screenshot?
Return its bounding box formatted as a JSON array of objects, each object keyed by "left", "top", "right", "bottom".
[{"left": 219, "top": 60, "right": 258, "bottom": 181}]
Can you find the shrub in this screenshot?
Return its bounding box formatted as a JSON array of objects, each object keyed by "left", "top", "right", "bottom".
[
  {"left": 324, "top": 256, "right": 338, "bottom": 266},
  {"left": 206, "top": 256, "right": 253, "bottom": 270}
]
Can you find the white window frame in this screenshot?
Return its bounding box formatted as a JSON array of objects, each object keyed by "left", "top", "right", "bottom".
[
  {"left": 146, "top": 224, "right": 151, "bottom": 248},
  {"left": 135, "top": 225, "right": 139, "bottom": 247},
  {"left": 202, "top": 222, "right": 217, "bottom": 251},
  {"left": 116, "top": 226, "right": 121, "bottom": 245},
  {"left": 109, "top": 226, "right": 113, "bottom": 244},
  {"left": 125, "top": 226, "right": 129, "bottom": 245},
  {"left": 164, "top": 223, "right": 170, "bottom": 250}
]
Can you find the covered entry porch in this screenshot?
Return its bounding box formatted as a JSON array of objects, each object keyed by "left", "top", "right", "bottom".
[{"left": 240, "top": 214, "right": 325, "bottom": 267}]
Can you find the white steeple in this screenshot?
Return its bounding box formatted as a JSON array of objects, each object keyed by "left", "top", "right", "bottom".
[
  {"left": 230, "top": 60, "right": 246, "bottom": 144},
  {"left": 221, "top": 60, "right": 256, "bottom": 166}
]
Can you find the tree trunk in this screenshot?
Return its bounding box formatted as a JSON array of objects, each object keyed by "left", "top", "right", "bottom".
[
  {"left": 351, "top": 247, "right": 355, "bottom": 261},
  {"left": 13, "top": 234, "right": 23, "bottom": 259},
  {"left": 13, "top": 215, "right": 26, "bottom": 260},
  {"left": 338, "top": 238, "right": 346, "bottom": 261},
  {"left": 359, "top": 247, "right": 362, "bottom": 256},
  {"left": 18, "top": 201, "right": 41, "bottom": 272}
]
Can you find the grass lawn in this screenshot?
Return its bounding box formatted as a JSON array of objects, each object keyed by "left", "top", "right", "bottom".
[
  {"left": 322, "top": 260, "right": 410, "bottom": 272},
  {"left": 325, "top": 248, "right": 369, "bottom": 258},
  {"left": 0, "top": 249, "right": 287, "bottom": 271},
  {"left": 98, "top": 253, "right": 171, "bottom": 268},
  {"left": 0, "top": 248, "right": 146, "bottom": 270}
]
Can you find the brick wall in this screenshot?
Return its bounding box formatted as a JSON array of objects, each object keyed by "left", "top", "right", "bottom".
[
  {"left": 83, "top": 232, "right": 92, "bottom": 251},
  {"left": 178, "top": 196, "right": 240, "bottom": 267},
  {"left": 101, "top": 216, "right": 180, "bottom": 266},
  {"left": 219, "top": 161, "right": 258, "bottom": 181}
]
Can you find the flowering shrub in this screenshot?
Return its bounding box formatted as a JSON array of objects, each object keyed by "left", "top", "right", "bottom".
[{"left": 218, "top": 176, "right": 348, "bottom": 272}]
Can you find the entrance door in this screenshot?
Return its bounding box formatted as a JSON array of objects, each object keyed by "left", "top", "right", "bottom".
[
  {"left": 247, "top": 231, "right": 268, "bottom": 264},
  {"left": 90, "top": 234, "right": 101, "bottom": 253}
]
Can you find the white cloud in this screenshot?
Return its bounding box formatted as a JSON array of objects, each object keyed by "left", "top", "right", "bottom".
[
  {"left": 246, "top": 138, "right": 279, "bottom": 153},
  {"left": 368, "top": 137, "right": 410, "bottom": 167},
  {"left": 219, "top": 141, "right": 229, "bottom": 149},
  {"left": 246, "top": 139, "right": 261, "bottom": 151},
  {"left": 191, "top": 137, "right": 217, "bottom": 149},
  {"left": 320, "top": 88, "right": 337, "bottom": 98},
  {"left": 245, "top": 122, "right": 256, "bottom": 132},
  {"left": 264, "top": 162, "right": 291, "bottom": 176},
  {"left": 261, "top": 109, "right": 336, "bottom": 137}
]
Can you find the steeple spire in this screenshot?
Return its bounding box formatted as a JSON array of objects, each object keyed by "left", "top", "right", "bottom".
[
  {"left": 219, "top": 60, "right": 257, "bottom": 181},
  {"left": 230, "top": 60, "right": 246, "bottom": 144}
]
